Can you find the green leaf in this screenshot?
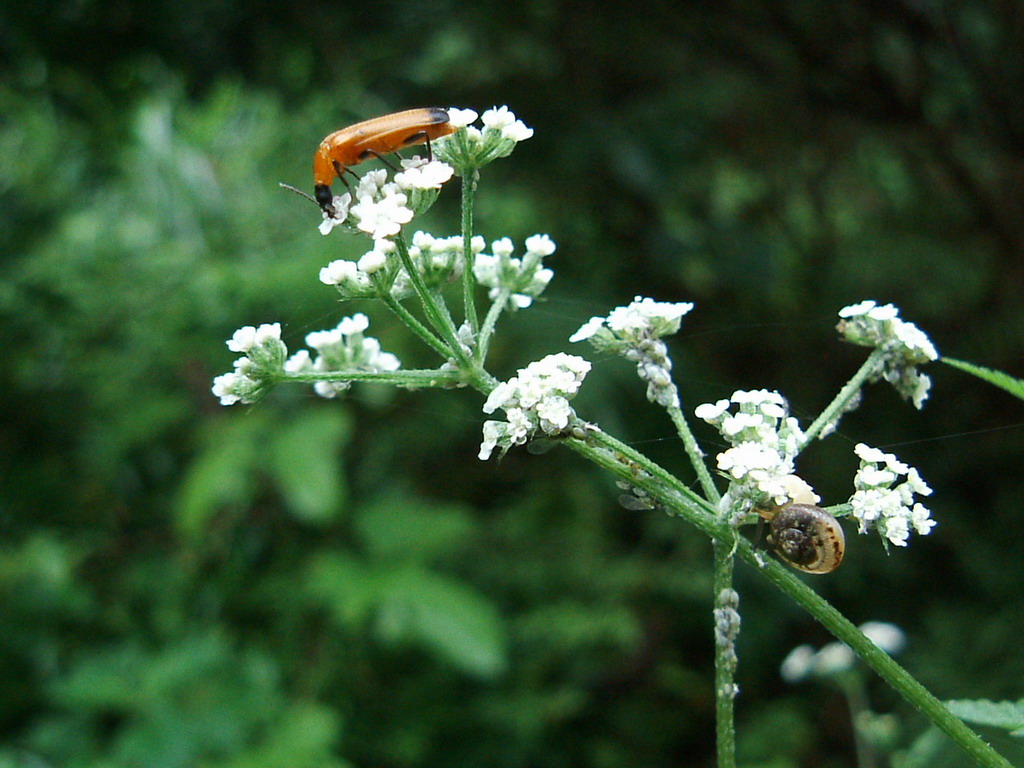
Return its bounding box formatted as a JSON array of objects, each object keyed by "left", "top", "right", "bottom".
[
  {"left": 307, "top": 556, "right": 507, "bottom": 678},
  {"left": 895, "top": 727, "right": 949, "bottom": 768},
  {"left": 175, "top": 414, "right": 266, "bottom": 538},
  {"left": 267, "top": 408, "right": 350, "bottom": 524},
  {"left": 306, "top": 552, "right": 382, "bottom": 627},
  {"left": 218, "top": 702, "right": 347, "bottom": 768},
  {"left": 942, "top": 358, "right": 1024, "bottom": 401},
  {"left": 355, "top": 493, "right": 476, "bottom": 560},
  {"left": 375, "top": 566, "right": 507, "bottom": 679},
  {"left": 946, "top": 699, "right": 1024, "bottom": 737}
]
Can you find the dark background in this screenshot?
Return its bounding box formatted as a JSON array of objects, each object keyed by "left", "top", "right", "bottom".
[{"left": 2, "top": 1, "right": 1022, "bottom": 766}]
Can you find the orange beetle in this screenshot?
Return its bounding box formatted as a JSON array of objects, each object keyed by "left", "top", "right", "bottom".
[{"left": 313, "top": 107, "right": 456, "bottom": 212}]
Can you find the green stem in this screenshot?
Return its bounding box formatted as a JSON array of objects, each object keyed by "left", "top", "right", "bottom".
[
  {"left": 751, "top": 555, "right": 1010, "bottom": 768},
  {"left": 392, "top": 234, "right": 471, "bottom": 368},
  {"left": 582, "top": 426, "right": 714, "bottom": 519},
  {"left": 666, "top": 398, "right": 720, "bottom": 503},
  {"left": 461, "top": 172, "right": 480, "bottom": 335},
  {"left": 840, "top": 675, "right": 878, "bottom": 768},
  {"left": 801, "top": 348, "right": 887, "bottom": 448},
  {"left": 713, "top": 539, "right": 737, "bottom": 768},
  {"left": 382, "top": 294, "right": 452, "bottom": 360},
  {"left": 562, "top": 430, "right": 1012, "bottom": 768},
  {"left": 279, "top": 368, "right": 463, "bottom": 388},
  {"left": 476, "top": 287, "right": 511, "bottom": 363}
]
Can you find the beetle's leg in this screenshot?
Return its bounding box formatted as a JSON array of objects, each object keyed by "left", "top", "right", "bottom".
[
  {"left": 331, "top": 161, "right": 361, "bottom": 197},
  {"left": 359, "top": 149, "right": 401, "bottom": 171}
]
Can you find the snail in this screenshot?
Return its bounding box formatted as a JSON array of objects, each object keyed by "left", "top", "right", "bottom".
[{"left": 758, "top": 503, "right": 845, "bottom": 574}]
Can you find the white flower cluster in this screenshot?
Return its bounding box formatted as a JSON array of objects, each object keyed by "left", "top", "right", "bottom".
[
  {"left": 392, "top": 231, "right": 476, "bottom": 298},
  {"left": 472, "top": 234, "right": 555, "bottom": 309},
  {"left": 837, "top": 300, "right": 938, "bottom": 409},
  {"left": 319, "top": 157, "right": 454, "bottom": 237},
  {"left": 212, "top": 323, "right": 287, "bottom": 405},
  {"left": 320, "top": 231, "right": 478, "bottom": 300},
  {"left": 849, "top": 443, "right": 934, "bottom": 547},
  {"left": 571, "top": 297, "right": 694, "bottom": 408},
  {"left": 283, "top": 313, "right": 400, "bottom": 399},
  {"left": 781, "top": 621, "right": 906, "bottom": 683},
  {"left": 695, "top": 390, "right": 807, "bottom": 519},
  {"left": 479, "top": 353, "right": 591, "bottom": 460},
  {"left": 433, "top": 106, "right": 533, "bottom": 174}
]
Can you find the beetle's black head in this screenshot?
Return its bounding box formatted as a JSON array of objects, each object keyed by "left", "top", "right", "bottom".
[{"left": 314, "top": 184, "right": 334, "bottom": 213}]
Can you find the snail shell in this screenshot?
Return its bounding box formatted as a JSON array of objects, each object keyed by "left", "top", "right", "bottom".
[{"left": 766, "top": 503, "right": 845, "bottom": 574}]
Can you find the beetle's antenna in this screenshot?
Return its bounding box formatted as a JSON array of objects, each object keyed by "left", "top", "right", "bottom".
[{"left": 278, "top": 182, "right": 319, "bottom": 206}]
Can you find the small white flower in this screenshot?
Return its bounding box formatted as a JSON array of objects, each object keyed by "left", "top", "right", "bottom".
[
  {"left": 350, "top": 191, "right": 414, "bottom": 240},
  {"left": 355, "top": 170, "right": 388, "bottom": 200},
  {"left": 226, "top": 325, "right": 259, "bottom": 353},
  {"left": 502, "top": 120, "right": 534, "bottom": 142},
  {"left": 506, "top": 407, "right": 532, "bottom": 442},
  {"left": 320, "top": 259, "right": 359, "bottom": 286},
  {"left": 694, "top": 399, "right": 731, "bottom": 422},
  {"left": 394, "top": 160, "right": 454, "bottom": 190},
  {"left": 446, "top": 107, "right": 478, "bottom": 128},
  {"left": 212, "top": 371, "right": 254, "bottom": 406},
  {"left": 536, "top": 396, "right": 572, "bottom": 430},
  {"left": 478, "top": 420, "right": 504, "bottom": 461},
  {"left": 780, "top": 645, "right": 816, "bottom": 683},
  {"left": 859, "top": 622, "right": 906, "bottom": 655},
  {"left": 357, "top": 246, "right": 389, "bottom": 274},
  {"left": 854, "top": 443, "right": 887, "bottom": 463},
  {"left": 910, "top": 503, "right": 936, "bottom": 535},
  {"left": 569, "top": 317, "right": 606, "bottom": 343},
  {"left": 482, "top": 105, "right": 516, "bottom": 129},
  {"left": 721, "top": 412, "right": 764, "bottom": 437},
  {"left": 338, "top": 313, "right": 370, "bottom": 335},
  {"left": 228, "top": 324, "right": 280, "bottom": 353},
  {"left": 492, "top": 237, "right": 515, "bottom": 258},
  {"left": 284, "top": 349, "right": 312, "bottom": 373},
  {"left": 814, "top": 643, "right": 856, "bottom": 676},
  {"left": 524, "top": 233, "right": 555, "bottom": 256},
  {"left": 318, "top": 193, "right": 352, "bottom": 235}
]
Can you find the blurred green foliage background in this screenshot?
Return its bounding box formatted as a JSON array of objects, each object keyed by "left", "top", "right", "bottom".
[{"left": 1, "top": 1, "right": 1022, "bottom": 766}]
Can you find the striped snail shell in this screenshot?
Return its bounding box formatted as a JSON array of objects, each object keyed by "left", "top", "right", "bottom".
[{"left": 766, "top": 503, "right": 845, "bottom": 574}]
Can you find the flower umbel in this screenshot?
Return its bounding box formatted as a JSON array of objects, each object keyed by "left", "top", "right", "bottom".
[
  {"left": 284, "top": 313, "right": 401, "bottom": 399},
  {"left": 473, "top": 234, "right": 555, "bottom": 310},
  {"left": 318, "top": 158, "right": 454, "bottom": 237},
  {"left": 837, "top": 300, "right": 938, "bottom": 409},
  {"left": 781, "top": 621, "right": 906, "bottom": 683},
  {"left": 478, "top": 353, "right": 591, "bottom": 460},
  {"left": 571, "top": 296, "right": 694, "bottom": 407},
  {"left": 849, "top": 443, "right": 934, "bottom": 547},
  {"left": 433, "top": 106, "right": 534, "bottom": 175},
  {"left": 212, "top": 323, "right": 288, "bottom": 405},
  {"left": 695, "top": 390, "right": 807, "bottom": 522}
]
